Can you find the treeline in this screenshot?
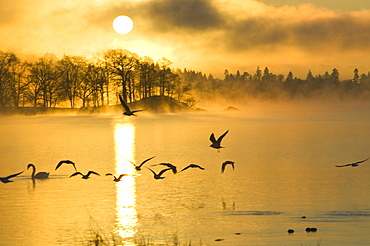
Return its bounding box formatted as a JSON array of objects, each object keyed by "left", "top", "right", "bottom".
[
  {"left": 1, "top": 49, "right": 370, "bottom": 110},
  {"left": 0, "top": 49, "right": 194, "bottom": 109},
  {"left": 182, "top": 67, "right": 370, "bottom": 103}
]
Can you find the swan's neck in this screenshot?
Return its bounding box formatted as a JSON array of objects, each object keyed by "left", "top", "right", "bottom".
[{"left": 30, "top": 165, "right": 36, "bottom": 178}]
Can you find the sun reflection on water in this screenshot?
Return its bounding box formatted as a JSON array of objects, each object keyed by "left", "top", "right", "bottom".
[{"left": 113, "top": 120, "right": 138, "bottom": 245}]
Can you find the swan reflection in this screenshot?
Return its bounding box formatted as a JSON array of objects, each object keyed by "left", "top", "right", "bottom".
[{"left": 114, "top": 120, "right": 138, "bottom": 244}]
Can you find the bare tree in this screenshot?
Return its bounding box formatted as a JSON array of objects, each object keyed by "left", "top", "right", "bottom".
[
  {"left": 0, "top": 51, "right": 19, "bottom": 107},
  {"left": 58, "top": 55, "right": 86, "bottom": 108},
  {"left": 104, "top": 49, "right": 139, "bottom": 102}
]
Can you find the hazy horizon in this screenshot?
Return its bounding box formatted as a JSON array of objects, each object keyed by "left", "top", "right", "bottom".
[{"left": 2, "top": 0, "right": 370, "bottom": 79}]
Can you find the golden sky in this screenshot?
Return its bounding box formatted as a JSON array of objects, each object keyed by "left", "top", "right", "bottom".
[{"left": 2, "top": 0, "right": 370, "bottom": 79}]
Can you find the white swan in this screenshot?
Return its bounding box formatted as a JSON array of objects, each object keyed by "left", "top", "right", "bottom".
[{"left": 27, "top": 163, "right": 49, "bottom": 179}]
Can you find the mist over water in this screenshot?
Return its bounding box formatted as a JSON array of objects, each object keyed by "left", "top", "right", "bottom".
[{"left": 1, "top": 103, "right": 370, "bottom": 245}]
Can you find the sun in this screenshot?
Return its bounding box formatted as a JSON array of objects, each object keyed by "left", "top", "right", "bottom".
[{"left": 113, "top": 15, "right": 134, "bottom": 35}]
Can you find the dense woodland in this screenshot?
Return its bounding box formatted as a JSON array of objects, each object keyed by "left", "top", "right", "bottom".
[{"left": 1, "top": 49, "right": 370, "bottom": 110}]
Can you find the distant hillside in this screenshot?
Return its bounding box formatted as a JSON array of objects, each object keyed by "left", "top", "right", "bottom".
[
  {"left": 126, "top": 95, "right": 202, "bottom": 113},
  {"left": 0, "top": 96, "right": 202, "bottom": 116}
]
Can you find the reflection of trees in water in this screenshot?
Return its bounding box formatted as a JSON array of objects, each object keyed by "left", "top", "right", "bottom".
[{"left": 1, "top": 49, "right": 370, "bottom": 109}]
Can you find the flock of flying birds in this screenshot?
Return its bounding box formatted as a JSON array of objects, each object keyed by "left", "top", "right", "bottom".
[
  {"left": 0, "top": 129, "right": 233, "bottom": 183},
  {"left": 1, "top": 96, "right": 368, "bottom": 183},
  {"left": 1, "top": 95, "right": 235, "bottom": 184}
]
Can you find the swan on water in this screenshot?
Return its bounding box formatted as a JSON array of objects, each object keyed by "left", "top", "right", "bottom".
[{"left": 27, "top": 163, "right": 49, "bottom": 179}]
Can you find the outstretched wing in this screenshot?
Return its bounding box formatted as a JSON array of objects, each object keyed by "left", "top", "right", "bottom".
[
  {"left": 132, "top": 109, "right": 146, "bottom": 113},
  {"left": 209, "top": 133, "right": 217, "bottom": 144},
  {"left": 117, "top": 174, "right": 126, "bottom": 180},
  {"left": 217, "top": 130, "right": 229, "bottom": 143},
  {"left": 158, "top": 163, "right": 177, "bottom": 173},
  {"left": 139, "top": 156, "right": 156, "bottom": 168},
  {"left": 191, "top": 164, "right": 205, "bottom": 170},
  {"left": 87, "top": 171, "right": 100, "bottom": 176},
  {"left": 158, "top": 168, "right": 172, "bottom": 176},
  {"left": 146, "top": 167, "right": 156, "bottom": 175},
  {"left": 335, "top": 158, "right": 369, "bottom": 167},
  {"left": 181, "top": 164, "right": 204, "bottom": 172},
  {"left": 6, "top": 170, "right": 24, "bottom": 179},
  {"left": 221, "top": 162, "right": 227, "bottom": 173},
  {"left": 69, "top": 172, "right": 82, "bottom": 178},
  {"left": 335, "top": 164, "right": 352, "bottom": 167},
  {"left": 180, "top": 165, "right": 191, "bottom": 172},
  {"left": 354, "top": 158, "right": 369, "bottom": 164},
  {"left": 119, "top": 94, "right": 131, "bottom": 113},
  {"left": 55, "top": 160, "right": 77, "bottom": 171}
]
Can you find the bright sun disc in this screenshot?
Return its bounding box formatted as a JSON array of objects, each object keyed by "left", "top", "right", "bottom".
[{"left": 113, "top": 15, "right": 134, "bottom": 35}]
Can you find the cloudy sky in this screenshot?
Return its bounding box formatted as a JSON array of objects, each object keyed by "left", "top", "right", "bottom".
[{"left": 2, "top": 0, "right": 370, "bottom": 79}]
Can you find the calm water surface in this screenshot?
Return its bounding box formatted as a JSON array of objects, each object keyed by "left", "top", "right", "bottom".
[{"left": 1, "top": 104, "right": 370, "bottom": 246}]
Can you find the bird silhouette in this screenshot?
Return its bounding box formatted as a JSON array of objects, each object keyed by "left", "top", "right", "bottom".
[
  {"left": 0, "top": 170, "right": 24, "bottom": 183},
  {"left": 55, "top": 160, "right": 77, "bottom": 171},
  {"left": 27, "top": 163, "right": 49, "bottom": 179},
  {"left": 69, "top": 171, "right": 100, "bottom": 179},
  {"left": 180, "top": 164, "right": 205, "bottom": 172},
  {"left": 221, "top": 161, "right": 235, "bottom": 173},
  {"left": 127, "top": 156, "right": 156, "bottom": 171},
  {"left": 119, "top": 94, "right": 145, "bottom": 116},
  {"left": 335, "top": 158, "right": 369, "bottom": 167},
  {"left": 147, "top": 167, "right": 172, "bottom": 179},
  {"left": 210, "top": 130, "right": 229, "bottom": 152},
  {"left": 153, "top": 163, "right": 177, "bottom": 174},
  {"left": 105, "top": 173, "right": 128, "bottom": 182}
]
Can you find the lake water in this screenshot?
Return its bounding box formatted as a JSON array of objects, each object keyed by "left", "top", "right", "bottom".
[{"left": 1, "top": 103, "right": 370, "bottom": 246}]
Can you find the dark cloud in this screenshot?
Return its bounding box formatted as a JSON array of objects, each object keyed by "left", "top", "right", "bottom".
[
  {"left": 291, "top": 15, "right": 370, "bottom": 51},
  {"left": 88, "top": 0, "right": 224, "bottom": 36},
  {"left": 222, "top": 11, "right": 370, "bottom": 53},
  {"left": 139, "top": 0, "right": 224, "bottom": 31}
]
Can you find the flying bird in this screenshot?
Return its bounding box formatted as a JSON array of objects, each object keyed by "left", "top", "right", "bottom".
[
  {"left": 55, "top": 160, "right": 77, "bottom": 171},
  {"left": 147, "top": 167, "right": 172, "bottom": 179},
  {"left": 27, "top": 163, "right": 49, "bottom": 179},
  {"left": 119, "top": 94, "right": 145, "bottom": 116},
  {"left": 127, "top": 156, "right": 156, "bottom": 171},
  {"left": 153, "top": 163, "right": 177, "bottom": 174},
  {"left": 221, "top": 161, "right": 235, "bottom": 173},
  {"left": 0, "top": 170, "right": 24, "bottom": 183},
  {"left": 105, "top": 173, "right": 128, "bottom": 182},
  {"left": 335, "top": 158, "right": 369, "bottom": 167},
  {"left": 69, "top": 171, "right": 100, "bottom": 179},
  {"left": 180, "top": 164, "right": 205, "bottom": 172},
  {"left": 210, "top": 130, "right": 229, "bottom": 152}
]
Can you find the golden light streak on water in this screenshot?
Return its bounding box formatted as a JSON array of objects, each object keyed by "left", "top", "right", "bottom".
[{"left": 113, "top": 119, "right": 138, "bottom": 245}]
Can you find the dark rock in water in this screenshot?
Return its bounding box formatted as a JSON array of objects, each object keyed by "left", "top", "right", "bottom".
[
  {"left": 306, "top": 227, "right": 318, "bottom": 232},
  {"left": 224, "top": 106, "right": 240, "bottom": 111},
  {"left": 215, "top": 238, "right": 224, "bottom": 241},
  {"left": 234, "top": 232, "right": 241, "bottom": 235},
  {"left": 301, "top": 216, "right": 306, "bottom": 219},
  {"left": 287, "top": 229, "right": 295, "bottom": 233}
]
